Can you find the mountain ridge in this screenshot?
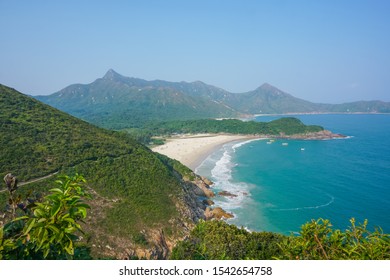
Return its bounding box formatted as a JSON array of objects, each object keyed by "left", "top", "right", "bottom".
[{"left": 35, "top": 69, "right": 390, "bottom": 130}]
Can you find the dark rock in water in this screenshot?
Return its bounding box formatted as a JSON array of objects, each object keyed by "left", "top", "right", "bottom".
[{"left": 218, "top": 191, "right": 238, "bottom": 198}]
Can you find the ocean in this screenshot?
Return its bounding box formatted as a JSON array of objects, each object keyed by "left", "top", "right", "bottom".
[{"left": 195, "top": 114, "right": 390, "bottom": 235}]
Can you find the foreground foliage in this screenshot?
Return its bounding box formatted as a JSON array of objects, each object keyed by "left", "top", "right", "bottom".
[
  {"left": 278, "top": 218, "right": 390, "bottom": 260},
  {"left": 171, "top": 219, "right": 390, "bottom": 260},
  {"left": 171, "top": 220, "right": 286, "bottom": 260},
  {"left": 0, "top": 174, "right": 90, "bottom": 259}
]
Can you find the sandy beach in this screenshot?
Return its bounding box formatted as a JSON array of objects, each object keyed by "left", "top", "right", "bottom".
[{"left": 152, "top": 134, "right": 261, "bottom": 170}]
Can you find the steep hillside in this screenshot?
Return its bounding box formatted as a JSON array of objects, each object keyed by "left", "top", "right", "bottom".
[
  {"left": 0, "top": 84, "right": 205, "bottom": 259},
  {"left": 36, "top": 70, "right": 239, "bottom": 129}
]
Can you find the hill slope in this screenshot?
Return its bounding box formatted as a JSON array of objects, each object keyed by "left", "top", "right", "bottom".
[{"left": 0, "top": 84, "right": 205, "bottom": 259}]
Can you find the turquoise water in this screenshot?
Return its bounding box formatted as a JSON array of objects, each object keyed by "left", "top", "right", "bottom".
[{"left": 196, "top": 114, "right": 390, "bottom": 234}]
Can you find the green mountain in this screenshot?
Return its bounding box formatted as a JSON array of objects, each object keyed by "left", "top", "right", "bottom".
[
  {"left": 219, "top": 83, "right": 390, "bottom": 114},
  {"left": 0, "top": 84, "right": 206, "bottom": 259},
  {"left": 322, "top": 100, "right": 390, "bottom": 113},
  {"left": 222, "top": 83, "right": 322, "bottom": 114},
  {"left": 36, "top": 70, "right": 390, "bottom": 130},
  {"left": 36, "top": 69, "right": 239, "bottom": 129}
]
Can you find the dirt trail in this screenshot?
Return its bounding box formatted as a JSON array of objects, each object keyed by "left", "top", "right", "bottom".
[{"left": 0, "top": 171, "right": 58, "bottom": 193}]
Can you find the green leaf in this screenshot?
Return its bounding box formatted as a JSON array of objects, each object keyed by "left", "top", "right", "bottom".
[
  {"left": 50, "top": 202, "right": 61, "bottom": 218},
  {"left": 47, "top": 225, "right": 60, "bottom": 234},
  {"left": 24, "top": 219, "right": 36, "bottom": 234},
  {"left": 12, "top": 215, "right": 29, "bottom": 222},
  {"left": 33, "top": 208, "right": 46, "bottom": 217},
  {"left": 49, "top": 188, "right": 64, "bottom": 194}
]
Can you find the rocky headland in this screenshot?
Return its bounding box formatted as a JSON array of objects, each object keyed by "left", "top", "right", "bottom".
[{"left": 275, "top": 130, "right": 346, "bottom": 140}]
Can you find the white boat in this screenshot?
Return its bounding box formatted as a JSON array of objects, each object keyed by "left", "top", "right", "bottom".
[
  {"left": 282, "top": 143, "right": 288, "bottom": 146},
  {"left": 301, "top": 148, "right": 305, "bottom": 151}
]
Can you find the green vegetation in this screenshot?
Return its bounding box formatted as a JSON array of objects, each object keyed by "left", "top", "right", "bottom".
[
  {"left": 1, "top": 174, "right": 91, "bottom": 259},
  {"left": 0, "top": 84, "right": 139, "bottom": 181},
  {"left": 146, "top": 118, "right": 323, "bottom": 136},
  {"left": 278, "top": 218, "right": 390, "bottom": 260},
  {"left": 171, "top": 220, "right": 285, "bottom": 260},
  {"left": 0, "top": 84, "right": 196, "bottom": 258},
  {"left": 171, "top": 219, "right": 390, "bottom": 260}
]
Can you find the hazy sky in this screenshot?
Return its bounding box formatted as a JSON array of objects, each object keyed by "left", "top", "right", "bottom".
[{"left": 1, "top": 0, "right": 389, "bottom": 103}]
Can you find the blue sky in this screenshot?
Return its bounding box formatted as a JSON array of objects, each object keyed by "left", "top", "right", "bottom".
[{"left": 1, "top": 0, "right": 389, "bottom": 103}]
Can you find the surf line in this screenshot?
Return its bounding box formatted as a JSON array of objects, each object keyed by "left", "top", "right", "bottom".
[{"left": 272, "top": 194, "right": 335, "bottom": 212}]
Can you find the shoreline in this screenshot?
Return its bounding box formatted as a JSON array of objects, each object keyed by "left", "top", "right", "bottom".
[
  {"left": 152, "top": 134, "right": 263, "bottom": 170},
  {"left": 151, "top": 130, "right": 345, "bottom": 170}
]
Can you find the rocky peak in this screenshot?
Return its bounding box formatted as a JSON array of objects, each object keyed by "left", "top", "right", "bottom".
[
  {"left": 257, "top": 83, "right": 282, "bottom": 93},
  {"left": 103, "top": 69, "right": 123, "bottom": 81}
]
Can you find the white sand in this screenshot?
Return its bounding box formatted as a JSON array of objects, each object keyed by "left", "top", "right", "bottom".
[{"left": 152, "top": 134, "right": 261, "bottom": 170}]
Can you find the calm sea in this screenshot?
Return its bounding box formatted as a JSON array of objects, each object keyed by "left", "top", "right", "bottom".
[{"left": 196, "top": 114, "right": 390, "bottom": 234}]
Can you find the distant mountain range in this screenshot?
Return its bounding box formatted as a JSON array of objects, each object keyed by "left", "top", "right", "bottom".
[{"left": 36, "top": 69, "right": 390, "bottom": 129}]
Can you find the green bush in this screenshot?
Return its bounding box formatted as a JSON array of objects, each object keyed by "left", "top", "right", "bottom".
[
  {"left": 278, "top": 218, "right": 390, "bottom": 260},
  {"left": 0, "top": 174, "right": 90, "bottom": 259},
  {"left": 171, "top": 220, "right": 286, "bottom": 260}
]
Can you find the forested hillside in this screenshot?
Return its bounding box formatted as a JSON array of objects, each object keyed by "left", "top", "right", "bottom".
[
  {"left": 0, "top": 84, "right": 204, "bottom": 259},
  {"left": 142, "top": 117, "right": 324, "bottom": 136}
]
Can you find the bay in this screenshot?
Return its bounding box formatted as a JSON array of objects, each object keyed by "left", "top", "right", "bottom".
[{"left": 196, "top": 114, "right": 390, "bottom": 234}]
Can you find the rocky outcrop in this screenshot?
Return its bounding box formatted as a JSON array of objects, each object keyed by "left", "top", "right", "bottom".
[
  {"left": 201, "top": 176, "right": 213, "bottom": 186},
  {"left": 192, "top": 177, "right": 215, "bottom": 197},
  {"left": 205, "top": 207, "right": 234, "bottom": 220},
  {"left": 281, "top": 130, "right": 346, "bottom": 140}
]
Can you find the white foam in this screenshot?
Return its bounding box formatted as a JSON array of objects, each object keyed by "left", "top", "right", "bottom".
[
  {"left": 232, "top": 138, "right": 265, "bottom": 151},
  {"left": 209, "top": 142, "right": 256, "bottom": 210}
]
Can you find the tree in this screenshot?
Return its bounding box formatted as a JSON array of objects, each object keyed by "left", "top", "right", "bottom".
[{"left": 0, "top": 174, "right": 90, "bottom": 259}]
